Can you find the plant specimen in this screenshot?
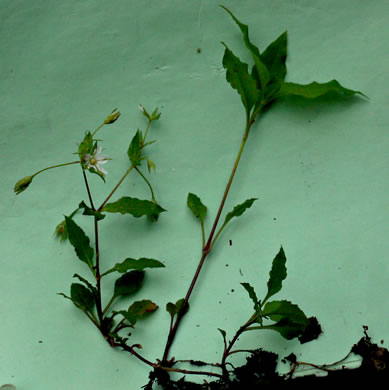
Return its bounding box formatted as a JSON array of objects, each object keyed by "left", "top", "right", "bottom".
[{"left": 14, "top": 6, "right": 365, "bottom": 389}]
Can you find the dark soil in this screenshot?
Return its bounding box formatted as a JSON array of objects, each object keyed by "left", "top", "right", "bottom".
[{"left": 147, "top": 326, "right": 389, "bottom": 389}]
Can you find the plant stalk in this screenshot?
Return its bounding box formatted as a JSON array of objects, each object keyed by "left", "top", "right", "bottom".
[{"left": 161, "top": 113, "right": 259, "bottom": 363}]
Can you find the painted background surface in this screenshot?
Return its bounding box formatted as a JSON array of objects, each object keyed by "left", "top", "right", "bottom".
[{"left": 1, "top": 0, "right": 388, "bottom": 388}]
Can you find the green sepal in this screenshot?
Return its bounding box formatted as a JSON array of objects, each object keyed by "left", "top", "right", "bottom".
[
  {"left": 78, "top": 131, "right": 94, "bottom": 157},
  {"left": 263, "top": 246, "right": 287, "bottom": 304},
  {"left": 102, "top": 196, "right": 166, "bottom": 219},
  {"left": 150, "top": 107, "right": 161, "bottom": 121},
  {"left": 113, "top": 270, "right": 145, "bottom": 298},
  {"left": 187, "top": 193, "right": 207, "bottom": 223},
  {"left": 278, "top": 80, "right": 367, "bottom": 99},
  {"left": 79, "top": 201, "right": 105, "bottom": 221},
  {"left": 65, "top": 216, "right": 94, "bottom": 272}
]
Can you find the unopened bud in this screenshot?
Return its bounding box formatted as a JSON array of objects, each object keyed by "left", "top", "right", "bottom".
[
  {"left": 14, "top": 175, "right": 33, "bottom": 195},
  {"left": 104, "top": 109, "right": 120, "bottom": 124}
]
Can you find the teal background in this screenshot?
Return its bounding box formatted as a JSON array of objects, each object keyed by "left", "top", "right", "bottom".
[{"left": 1, "top": 0, "right": 388, "bottom": 388}]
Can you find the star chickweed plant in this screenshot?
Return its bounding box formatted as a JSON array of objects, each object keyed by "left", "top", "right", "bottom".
[{"left": 14, "top": 6, "right": 366, "bottom": 388}]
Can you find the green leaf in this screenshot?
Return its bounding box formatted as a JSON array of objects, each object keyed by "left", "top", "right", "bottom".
[
  {"left": 113, "top": 270, "right": 145, "bottom": 298},
  {"left": 102, "top": 196, "right": 166, "bottom": 219},
  {"left": 165, "top": 298, "right": 189, "bottom": 318},
  {"left": 128, "top": 130, "right": 142, "bottom": 167},
  {"left": 106, "top": 258, "right": 165, "bottom": 275},
  {"left": 223, "top": 198, "right": 258, "bottom": 226},
  {"left": 261, "top": 317, "right": 308, "bottom": 340},
  {"left": 222, "top": 43, "right": 260, "bottom": 115},
  {"left": 78, "top": 201, "right": 105, "bottom": 221},
  {"left": 65, "top": 216, "right": 94, "bottom": 270},
  {"left": 241, "top": 282, "right": 260, "bottom": 313},
  {"left": 262, "top": 300, "right": 308, "bottom": 324},
  {"left": 261, "top": 300, "right": 309, "bottom": 339},
  {"left": 221, "top": 5, "right": 270, "bottom": 93},
  {"left": 175, "top": 298, "right": 189, "bottom": 317},
  {"left": 263, "top": 246, "right": 287, "bottom": 303},
  {"left": 187, "top": 193, "right": 207, "bottom": 223},
  {"left": 70, "top": 283, "right": 95, "bottom": 312},
  {"left": 116, "top": 299, "right": 158, "bottom": 326},
  {"left": 166, "top": 302, "right": 177, "bottom": 317},
  {"left": 73, "top": 273, "right": 98, "bottom": 296},
  {"left": 278, "top": 80, "right": 366, "bottom": 99},
  {"left": 261, "top": 31, "right": 288, "bottom": 83}
]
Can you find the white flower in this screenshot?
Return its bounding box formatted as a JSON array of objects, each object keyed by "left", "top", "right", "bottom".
[{"left": 83, "top": 146, "right": 109, "bottom": 175}]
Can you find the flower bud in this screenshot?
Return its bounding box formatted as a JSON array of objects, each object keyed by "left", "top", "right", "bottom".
[
  {"left": 104, "top": 109, "right": 120, "bottom": 124},
  {"left": 14, "top": 175, "right": 33, "bottom": 195},
  {"left": 53, "top": 219, "right": 68, "bottom": 242}
]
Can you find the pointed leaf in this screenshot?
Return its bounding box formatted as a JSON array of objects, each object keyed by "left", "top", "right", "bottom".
[
  {"left": 79, "top": 201, "right": 105, "bottom": 221},
  {"left": 128, "top": 130, "right": 142, "bottom": 166},
  {"left": 65, "top": 216, "right": 94, "bottom": 269},
  {"left": 113, "top": 270, "right": 145, "bottom": 298},
  {"left": 261, "top": 31, "right": 288, "bottom": 82},
  {"left": 70, "top": 283, "right": 95, "bottom": 312},
  {"left": 241, "top": 282, "right": 260, "bottom": 313},
  {"left": 221, "top": 5, "right": 270, "bottom": 92},
  {"left": 187, "top": 193, "right": 207, "bottom": 223},
  {"left": 263, "top": 247, "right": 287, "bottom": 303},
  {"left": 278, "top": 80, "right": 366, "bottom": 99},
  {"left": 107, "top": 258, "right": 165, "bottom": 274},
  {"left": 223, "top": 198, "right": 258, "bottom": 226},
  {"left": 222, "top": 43, "right": 260, "bottom": 115},
  {"left": 102, "top": 196, "right": 166, "bottom": 219}
]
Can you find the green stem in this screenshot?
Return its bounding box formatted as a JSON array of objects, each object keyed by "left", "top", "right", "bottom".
[
  {"left": 143, "top": 119, "right": 152, "bottom": 142},
  {"left": 161, "top": 110, "right": 261, "bottom": 364},
  {"left": 81, "top": 170, "right": 104, "bottom": 322},
  {"left": 200, "top": 221, "right": 206, "bottom": 249},
  {"left": 97, "top": 166, "right": 134, "bottom": 212},
  {"left": 134, "top": 166, "right": 156, "bottom": 202},
  {"left": 103, "top": 295, "right": 117, "bottom": 315},
  {"left": 92, "top": 123, "right": 105, "bottom": 136},
  {"left": 32, "top": 160, "right": 80, "bottom": 177}
]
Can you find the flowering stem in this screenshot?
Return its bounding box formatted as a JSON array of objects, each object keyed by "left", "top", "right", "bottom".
[
  {"left": 81, "top": 170, "right": 104, "bottom": 322},
  {"left": 97, "top": 166, "right": 134, "bottom": 212},
  {"left": 134, "top": 166, "right": 156, "bottom": 203},
  {"left": 92, "top": 123, "right": 105, "bottom": 136},
  {"left": 32, "top": 160, "right": 80, "bottom": 177},
  {"left": 161, "top": 110, "right": 260, "bottom": 364}
]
